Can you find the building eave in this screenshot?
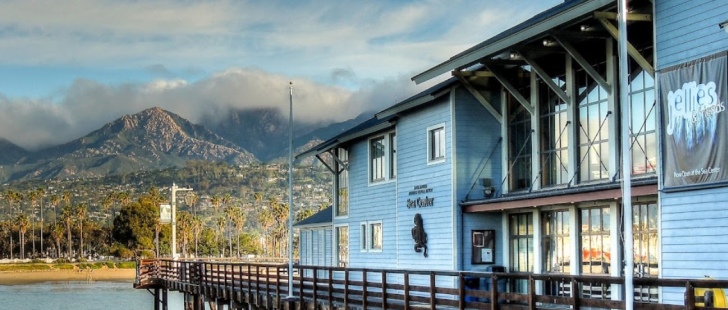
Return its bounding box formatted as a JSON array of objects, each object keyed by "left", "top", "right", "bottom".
[{"left": 412, "top": 0, "right": 614, "bottom": 84}]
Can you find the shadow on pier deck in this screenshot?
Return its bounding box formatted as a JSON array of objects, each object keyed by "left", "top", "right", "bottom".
[{"left": 135, "top": 259, "right": 728, "bottom": 310}]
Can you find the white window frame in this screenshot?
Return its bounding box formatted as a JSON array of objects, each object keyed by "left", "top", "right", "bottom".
[
  {"left": 359, "top": 220, "right": 383, "bottom": 253},
  {"left": 427, "top": 123, "right": 447, "bottom": 165},
  {"left": 334, "top": 224, "right": 349, "bottom": 268},
  {"left": 368, "top": 131, "right": 397, "bottom": 185}
]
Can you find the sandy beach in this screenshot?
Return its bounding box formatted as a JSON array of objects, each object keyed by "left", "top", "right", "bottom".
[{"left": 0, "top": 268, "right": 136, "bottom": 285}]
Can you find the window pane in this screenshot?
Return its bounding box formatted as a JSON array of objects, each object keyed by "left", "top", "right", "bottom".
[
  {"left": 371, "top": 137, "right": 385, "bottom": 181},
  {"left": 371, "top": 223, "right": 382, "bottom": 250},
  {"left": 390, "top": 133, "right": 397, "bottom": 178}
]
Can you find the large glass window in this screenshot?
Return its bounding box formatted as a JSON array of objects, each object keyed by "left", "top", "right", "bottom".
[
  {"left": 629, "top": 70, "right": 657, "bottom": 175},
  {"left": 580, "top": 206, "right": 611, "bottom": 275},
  {"left": 540, "top": 77, "right": 569, "bottom": 187},
  {"left": 508, "top": 96, "right": 533, "bottom": 191},
  {"left": 633, "top": 203, "right": 658, "bottom": 303},
  {"left": 336, "top": 226, "right": 349, "bottom": 267},
  {"left": 577, "top": 65, "right": 610, "bottom": 182},
  {"left": 580, "top": 206, "right": 611, "bottom": 300},
  {"left": 542, "top": 209, "right": 570, "bottom": 273},
  {"left": 369, "top": 132, "right": 396, "bottom": 183},
  {"left": 337, "top": 148, "right": 349, "bottom": 217},
  {"left": 510, "top": 213, "right": 533, "bottom": 293}
]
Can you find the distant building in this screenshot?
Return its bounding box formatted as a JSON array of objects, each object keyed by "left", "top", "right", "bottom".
[{"left": 297, "top": 0, "right": 728, "bottom": 305}]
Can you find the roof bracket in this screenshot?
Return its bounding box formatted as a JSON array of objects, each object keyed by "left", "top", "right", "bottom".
[
  {"left": 316, "top": 154, "right": 335, "bottom": 174},
  {"left": 517, "top": 51, "right": 570, "bottom": 103},
  {"left": 484, "top": 64, "right": 534, "bottom": 115},
  {"left": 596, "top": 18, "right": 655, "bottom": 77},
  {"left": 456, "top": 76, "right": 503, "bottom": 123},
  {"left": 553, "top": 36, "right": 612, "bottom": 94}
]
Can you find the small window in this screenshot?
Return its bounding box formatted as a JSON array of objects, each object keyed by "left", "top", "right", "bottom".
[
  {"left": 360, "top": 223, "right": 368, "bottom": 251},
  {"left": 428, "top": 124, "right": 446, "bottom": 163},
  {"left": 370, "top": 222, "right": 383, "bottom": 250},
  {"left": 336, "top": 225, "right": 349, "bottom": 267},
  {"left": 369, "top": 131, "right": 396, "bottom": 183},
  {"left": 359, "top": 220, "right": 383, "bottom": 252}
]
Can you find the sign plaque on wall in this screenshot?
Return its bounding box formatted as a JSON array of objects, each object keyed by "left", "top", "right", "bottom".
[{"left": 407, "top": 184, "right": 435, "bottom": 209}]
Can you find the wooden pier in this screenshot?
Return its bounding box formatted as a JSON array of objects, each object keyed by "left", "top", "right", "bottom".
[{"left": 135, "top": 259, "right": 728, "bottom": 310}]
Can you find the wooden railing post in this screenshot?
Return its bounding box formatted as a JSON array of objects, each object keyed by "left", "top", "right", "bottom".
[
  {"left": 382, "top": 270, "right": 388, "bottom": 310},
  {"left": 362, "top": 270, "right": 368, "bottom": 310},
  {"left": 685, "top": 281, "right": 695, "bottom": 310},
  {"left": 299, "top": 266, "right": 304, "bottom": 299},
  {"left": 266, "top": 266, "right": 270, "bottom": 297},
  {"left": 491, "top": 275, "right": 498, "bottom": 310},
  {"left": 328, "top": 269, "right": 333, "bottom": 310},
  {"left": 344, "top": 269, "right": 350, "bottom": 310},
  {"left": 458, "top": 272, "right": 465, "bottom": 310},
  {"left": 430, "top": 272, "right": 436, "bottom": 310},
  {"left": 276, "top": 266, "right": 281, "bottom": 309},
  {"left": 528, "top": 276, "right": 535, "bottom": 310},
  {"left": 247, "top": 264, "right": 252, "bottom": 297},
  {"left": 313, "top": 267, "right": 319, "bottom": 308},
  {"left": 571, "top": 279, "right": 580, "bottom": 309},
  {"left": 404, "top": 271, "right": 410, "bottom": 310}
]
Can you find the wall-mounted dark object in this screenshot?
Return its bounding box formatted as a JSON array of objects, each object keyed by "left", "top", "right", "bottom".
[{"left": 411, "top": 213, "right": 428, "bottom": 257}]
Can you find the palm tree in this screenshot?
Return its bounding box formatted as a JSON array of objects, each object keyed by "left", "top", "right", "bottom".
[
  {"left": 254, "top": 192, "right": 263, "bottom": 210},
  {"left": 192, "top": 216, "right": 203, "bottom": 258},
  {"left": 258, "top": 209, "right": 274, "bottom": 256},
  {"left": 27, "top": 189, "right": 38, "bottom": 256},
  {"left": 50, "top": 194, "right": 60, "bottom": 225},
  {"left": 61, "top": 206, "right": 73, "bottom": 258},
  {"left": 102, "top": 196, "right": 113, "bottom": 230},
  {"left": 216, "top": 217, "right": 226, "bottom": 257},
  {"left": 232, "top": 209, "right": 246, "bottom": 257},
  {"left": 211, "top": 196, "right": 222, "bottom": 217},
  {"left": 224, "top": 206, "right": 236, "bottom": 255},
  {"left": 16, "top": 214, "right": 30, "bottom": 259},
  {"left": 154, "top": 217, "right": 161, "bottom": 258},
  {"left": 62, "top": 191, "right": 72, "bottom": 211},
  {"left": 36, "top": 187, "right": 46, "bottom": 256},
  {"left": 1, "top": 220, "right": 13, "bottom": 259},
  {"left": 51, "top": 223, "right": 64, "bottom": 259},
  {"left": 177, "top": 212, "right": 192, "bottom": 258},
  {"left": 74, "top": 203, "right": 87, "bottom": 258}
]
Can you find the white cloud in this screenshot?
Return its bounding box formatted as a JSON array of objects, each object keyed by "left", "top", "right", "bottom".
[{"left": 0, "top": 67, "right": 433, "bottom": 150}]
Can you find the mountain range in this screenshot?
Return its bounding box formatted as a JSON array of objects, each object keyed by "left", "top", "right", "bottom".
[{"left": 0, "top": 107, "right": 370, "bottom": 183}]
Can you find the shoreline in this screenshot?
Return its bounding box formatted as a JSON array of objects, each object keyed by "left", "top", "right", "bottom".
[{"left": 0, "top": 268, "right": 136, "bottom": 285}]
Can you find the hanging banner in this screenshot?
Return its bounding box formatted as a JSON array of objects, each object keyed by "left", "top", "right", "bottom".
[
  {"left": 160, "top": 204, "right": 172, "bottom": 224},
  {"left": 660, "top": 53, "right": 728, "bottom": 188}
]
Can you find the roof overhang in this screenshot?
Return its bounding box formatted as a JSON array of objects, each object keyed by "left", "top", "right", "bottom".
[
  {"left": 295, "top": 118, "right": 397, "bottom": 160},
  {"left": 462, "top": 179, "right": 657, "bottom": 212},
  {"left": 412, "top": 0, "right": 613, "bottom": 84}
]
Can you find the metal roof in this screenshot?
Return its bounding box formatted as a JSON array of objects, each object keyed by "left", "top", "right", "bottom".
[
  {"left": 293, "top": 206, "right": 332, "bottom": 228},
  {"left": 412, "top": 0, "right": 612, "bottom": 84}
]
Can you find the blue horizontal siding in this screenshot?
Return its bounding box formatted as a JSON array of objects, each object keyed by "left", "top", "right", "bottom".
[
  {"left": 656, "top": 0, "right": 728, "bottom": 69},
  {"left": 661, "top": 186, "right": 728, "bottom": 304}
]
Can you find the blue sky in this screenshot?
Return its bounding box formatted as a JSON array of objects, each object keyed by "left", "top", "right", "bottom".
[{"left": 0, "top": 0, "right": 562, "bottom": 150}]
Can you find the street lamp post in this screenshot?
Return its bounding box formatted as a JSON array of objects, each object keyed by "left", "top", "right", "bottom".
[
  {"left": 287, "top": 82, "right": 296, "bottom": 300},
  {"left": 171, "top": 183, "right": 193, "bottom": 259}
]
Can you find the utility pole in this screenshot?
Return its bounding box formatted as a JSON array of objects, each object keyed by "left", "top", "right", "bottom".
[{"left": 171, "top": 183, "right": 193, "bottom": 259}]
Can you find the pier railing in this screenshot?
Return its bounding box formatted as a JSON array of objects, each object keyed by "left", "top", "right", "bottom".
[{"left": 136, "top": 259, "right": 728, "bottom": 310}]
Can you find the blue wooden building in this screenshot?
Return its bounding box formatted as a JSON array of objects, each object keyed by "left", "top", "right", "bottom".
[{"left": 296, "top": 0, "right": 728, "bottom": 305}]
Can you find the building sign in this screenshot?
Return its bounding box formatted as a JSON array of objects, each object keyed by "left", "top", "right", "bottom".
[
  {"left": 160, "top": 204, "right": 172, "bottom": 224},
  {"left": 660, "top": 52, "right": 728, "bottom": 188},
  {"left": 407, "top": 184, "right": 434, "bottom": 209}
]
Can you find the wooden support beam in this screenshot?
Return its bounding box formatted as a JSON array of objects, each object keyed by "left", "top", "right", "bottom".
[
  {"left": 456, "top": 76, "right": 503, "bottom": 123},
  {"left": 594, "top": 11, "right": 652, "bottom": 21},
  {"left": 554, "top": 36, "right": 612, "bottom": 93},
  {"left": 518, "top": 51, "right": 570, "bottom": 103},
  {"left": 328, "top": 149, "right": 348, "bottom": 171},
  {"left": 315, "top": 154, "right": 334, "bottom": 174},
  {"left": 485, "top": 64, "right": 534, "bottom": 115},
  {"left": 452, "top": 70, "right": 495, "bottom": 78},
  {"left": 597, "top": 18, "right": 655, "bottom": 77}
]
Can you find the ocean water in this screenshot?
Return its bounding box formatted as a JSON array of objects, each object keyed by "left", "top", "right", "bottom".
[{"left": 0, "top": 281, "right": 184, "bottom": 310}]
